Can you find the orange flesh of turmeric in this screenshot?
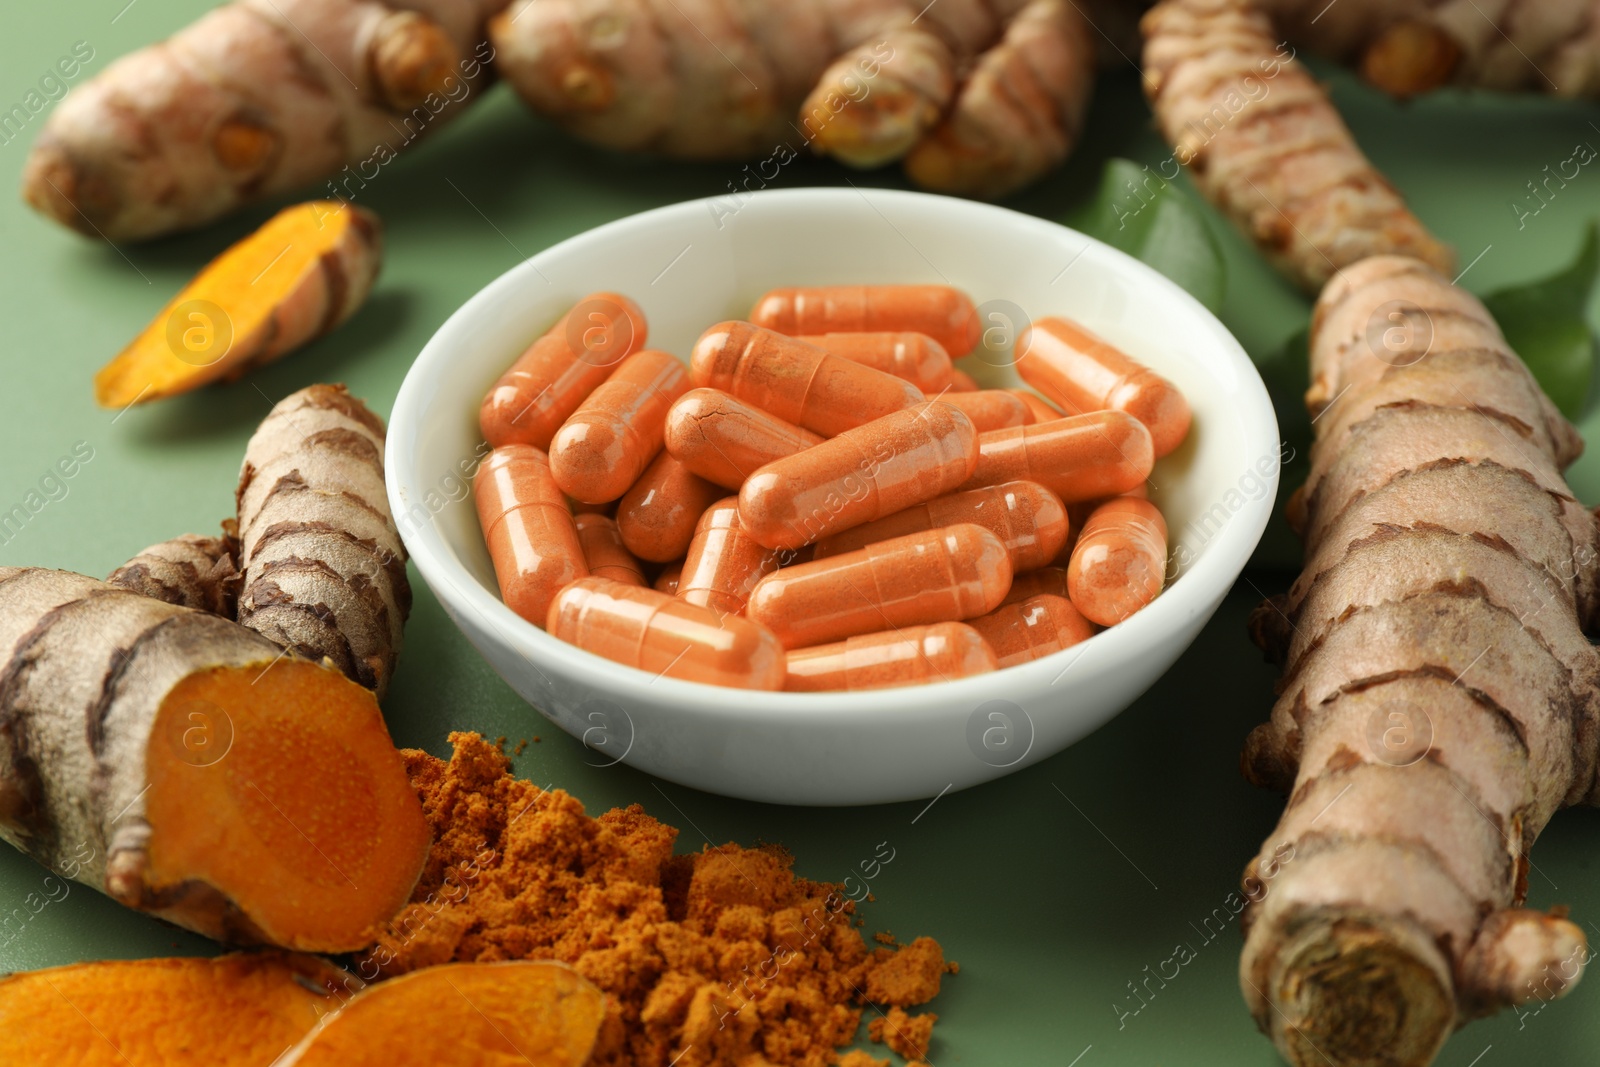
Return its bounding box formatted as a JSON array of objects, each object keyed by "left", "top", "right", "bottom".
[
  {"left": 0, "top": 953, "right": 346, "bottom": 1066},
  {"left": 282, "top": 961, "right": 604, "bottom": 1066},
  {"left": 95, "top": 201, "right": 378, "bottom": 409},
  {"left": 142, "top": 659, "right": 429, "bottom": 952}
]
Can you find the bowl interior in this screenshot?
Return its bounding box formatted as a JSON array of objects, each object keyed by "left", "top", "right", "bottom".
[{"left": 390, "top": 188, "right": 1278, "bottom": 711}]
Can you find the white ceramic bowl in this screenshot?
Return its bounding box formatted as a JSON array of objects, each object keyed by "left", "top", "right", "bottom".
[{"left": 387, "top": 188, "right": 1278, "bottom": 806}]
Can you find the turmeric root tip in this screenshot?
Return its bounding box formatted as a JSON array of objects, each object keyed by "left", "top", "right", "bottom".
[{"left": 280, "top": 961, "right": 605, "bottom": 1066}]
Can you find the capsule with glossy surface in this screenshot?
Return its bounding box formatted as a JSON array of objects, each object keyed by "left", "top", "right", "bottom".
[
  {"left": 474, "top": 445, "right": 588, "bottom": 627},
  {"left": 746, "top": 524, "right": 1012, "bottom": 649},
  {"left": 1000, "top": 565, "right": 1069, "bottom": 606},
  {"left": 797, "top": 332, "right": 953, "bottom": 392},
  {"left": 548, "top": 577, "right": 786, "bottom": 689},
  {"left": 1019, "top": 316, "right": 1192, "bottom": 457},
  {"left": 750, "top": 285, "right": 981, "bottom": 357},
  {"left": 663, "top": 388, "right": 824, "bottom": 490},
  {"left": 691, "top": 322, "right": 921, "bottom": 437},
  {"left": 929, "top": 389, "right": 1030, "bottom": 431},
  {"left": 813, "top": 480, "right": 1067, "bottom": 571},
  {"left": 574, "top": 512, "right": 646, "bottom": 586},
  {"left": 678, "top": 498, "right": 783, "bottom": 618},
  {"left": 653, "top": 563, "right": 683, "bottom": 595},
  {"left": 785, "top": 622, "right": 997, "bottom": 691},
  {"left": 739, "top": 403, "right": 979, "bottom": 550},
  {"left": 961, "top": 411, "right": 1153, "bottom": 504},
  {"left": 1068, "top": 496, "right": 1168, "bottom": 626},
  {"left": 969, "top": 594, "right": 1095, "bottom": 667},
  {"left": 949, "top": 369, "right": 980, "bottom": 392},
  {"left": 550, "top": 348, "right": 689, "bottom": 504},
  {"left": 480, "top": 292, "right": 647, "bottom": 450},
  {"left": 616, "top": 451, "right": 723, "bottom": 562}
]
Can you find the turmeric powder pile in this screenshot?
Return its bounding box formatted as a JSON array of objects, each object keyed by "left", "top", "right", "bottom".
[{"left": 360, "top": 733, "right": 950, "bottom": 1067}]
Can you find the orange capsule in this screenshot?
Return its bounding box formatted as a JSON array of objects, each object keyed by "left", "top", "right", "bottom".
[
  {"left": 574, "top": 512, "right": 646, "bottom": 586},
  {"left": 969, "top": 594, "right": 1096, "bottom": 668},
  {"left": 1018, "top": 317, "right": 1192, "bottom": 458},
  {"left": 616, "top": 451, "right": 723, "bottom": 562},
  {"left": 570, "top": 499, "right": 616, "bottom": 516},
  {"left": 691, "top": 322, "right": 921, "bottom": 437},
  {"left": 1000, "top": 566, "right": 1069, "bottom": 606},
  {"left": 547, "top": 577, "right": 786, "bottom": 689},
  {"left": 796, "top": 332, "right": 953, "bottom": 392},
  {"left": 739, "top": 403, "right": 979, "bottom": 551},
  {"left": 1068, "top": 497, "right": 1168, "bottom": 626},
  {"left": 746, "top": 524, "right": 1012, "bottom": 649},
  {"left": 814, "top": 480, "right": 1067, "bottom": 572},
  {"left": 929, "top": 389, "right": 1030, "bottom": 431},
  {"left": 474, "top": 445, "right": 588, "bottom": 627},
  {"left": 480, "top": 292, "right": 648, "bottom": 450},
  {"left": 663, "top": 388, "right": 825, "bottom": 490},
  {"left": 678, "top": 498, "right": 783, "bottom": 618},
  {"left": 1009, "top": 388, "right": 1064, "bottom": 424},
  {"left": 653, "top": 562, "right": 683, "bottom": 595},
  {"left": 961, "top": 411, "right": 1153, "bottom": 504},
  {"left": 784, "top": 622, "right": 998, "bottom": 691},
  {"left": 549, "top": 348, "right": 689, "bottom": 504},
  {"left": 949, "top": 368, "right": 980, "bottom": 392},
  {"left": 750, "top": 285, "right": 981, "bottom": 357}
]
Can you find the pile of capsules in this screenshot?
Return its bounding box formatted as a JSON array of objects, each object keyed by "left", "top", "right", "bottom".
[{"left": 472, "top": 284, "right": 1189, "bottom": 691}]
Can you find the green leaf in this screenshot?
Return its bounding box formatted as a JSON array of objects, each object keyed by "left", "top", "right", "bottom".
[
  {"left": 1483, "top": 223, "right": 1600, "bottom": 419},
  {"left": 1066, "top": 158, "right": 1227, "bottom": 314}
]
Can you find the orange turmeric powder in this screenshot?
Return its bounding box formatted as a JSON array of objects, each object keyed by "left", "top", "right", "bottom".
[{"left": 360, "top": 732, "right": 952, "bottom": 1067}]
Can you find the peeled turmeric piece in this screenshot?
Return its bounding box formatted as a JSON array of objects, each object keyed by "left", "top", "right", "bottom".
[
  {"left": 95, "top": 202, "right": 382, "bottom": 409},
  {"left": 0, "top": 569, "right": 429, "bottom": 951},
  {"left": 0, "top": 953, "right": 352, "bottom": 1067},
  {"left": 1240, "top": 256, "right": 1599, "bottom": 1067},
  {"left": 1140, "top": 0, "right": 1454, "bottom": 291},
  {"left": 281, "top": 961, "right": 605, "bottom": 1066}
]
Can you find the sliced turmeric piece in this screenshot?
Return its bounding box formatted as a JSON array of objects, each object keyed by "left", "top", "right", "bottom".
[
  {"left": 0, "top": 568, "right": 428, "bottom": 951},
  {"left": 280, "top": 961, "right": 605, "bottom": 1066},
  {"left": 0, "top": 952, "right": 354, "bottom": 1067},
  {"left": 94, "top": 201, "right": 382, "bottom": 409}
]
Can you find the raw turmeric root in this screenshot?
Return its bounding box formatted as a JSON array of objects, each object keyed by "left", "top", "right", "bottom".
[
  {"left": 0, "top": 569, "right": 429, "bottom": 951},
  {"left": 280, "top": 961, "right": 605, "bottom": 1066},
  {"left": 0, "top": 952, "right": 352, "bottom": 1066},
  {"left": 237, "top": 384, "right": 411, "bottom": 699},
  {"left": 489, "top": 0, "right": 1097, "bottom": 198},
  {"left": 22, "top": 0, "right": 507, "bottom": 241},
  {"left": 1240, "top": 255, "right": 1599, "bottom": 1066},
  {"left": 107, "top": 528, "right": 242, "bottom": 616},
  {"left": 1140, "top": 0, "right": 1455, "bottom": 292},
  {"left": 94, "top": 202, "right": 382, "bottom": 410},
  {"left": 1255, "top": 0, "right": 1600, "bottom": 99}
]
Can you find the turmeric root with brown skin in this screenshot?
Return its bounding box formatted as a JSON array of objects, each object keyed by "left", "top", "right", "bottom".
[
  {"left": 95, "top": 202, "right": 383, "bottom": 410},
  {"left": 0, "top": 953, "right": 353, "bottom": 1067},
  {"left": 489, "top": 0, "right": 1096, "bottom": 197},
  {"left": 1255, "top": 0, "right": 1600, "bottom": 99},
  {"left": 22, "top": 0, "right": 508, "bottom": 241},
  {"left": 280, "top": 961, "right": 605, "bottom": 1066},
  {"left": 1140, "top": 0, "right": 1455, "bottom": 292},
  {"left": 1240, "top": 255, "right": 1599, "bottom": 1067},
  {"left": 237, "top": 384, "right": 411, "bottom": 699},
  {"left": 0, "top": 569, "right": 429, "bottom": 950},
  {"left": 107, "top": 527, "right": 242, "bottom": 616}
]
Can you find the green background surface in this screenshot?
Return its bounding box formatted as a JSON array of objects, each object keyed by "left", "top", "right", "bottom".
[{"left": 3, "top": 4, "right": 1600, "bottom": 1065}]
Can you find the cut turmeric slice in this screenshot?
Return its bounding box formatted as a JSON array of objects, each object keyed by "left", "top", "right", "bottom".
[
  {"left": 280, "top": 961, "right": 605, "bottom": 1066},
  {"left": 0, "top": 952, "right": 354, "bottom": 1067},
  {"left": 94, "top": 201, "right": 382, "bottom": 409},
  {"left": 0, "top": 568, "right": 428, "bottom": 951}
]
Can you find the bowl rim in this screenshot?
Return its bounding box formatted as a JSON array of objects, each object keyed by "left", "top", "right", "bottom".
[{"left": 387, "top": 186, "right": 1280, "bottom": 719}]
